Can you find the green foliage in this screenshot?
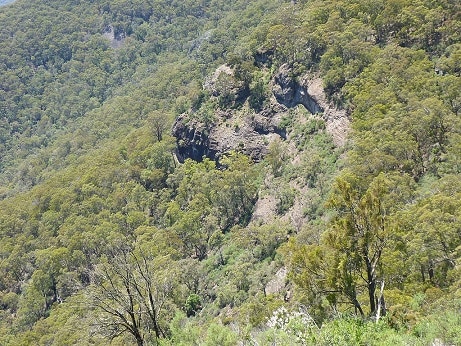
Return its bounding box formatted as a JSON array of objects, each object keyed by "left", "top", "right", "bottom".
[
  {"left": 248, "top": 69, "right": 271, "bottom": 111},
  {"left": 185, "top": 294, "right": 202, "bottom": 317},
  {"left": 203, "top": 323, "right": 238, "bottom": 346},
  {"left": 275, "top": 185, "right": 296, "bottom": 215},
  {"left": 266, "top": 137, "right": 287, "bottom": 177},
  {"left": 164, "top": 153, "right": 260, "bottom": 259},
  {"left": 412, "top": 304, "right": 461, "bottom": 345},
  {"left": 0, "top": 0, "right": 460, "bottom": 344},
  {"left": 88, "top": 241, "right": 180, "bottom": 343},
  {"left": 288, "top": 172, "right": 417, "bottom": 318},
  {"left": 165, "top": 312, "right": 238, "bottom": 346}
]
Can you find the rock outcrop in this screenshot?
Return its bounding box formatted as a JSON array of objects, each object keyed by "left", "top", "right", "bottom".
[
  {"left": 172, "top": 64, "right": 350, "bottom": 163},
  {"left": 172, "top": 116, "right": 214, "bottom": 162},
  {"left": 272, "top": 64, "right": 323, "bottom": 114},
  {"left": 273, "top": 64, "right": 350, "bottom": 147},
  {"left": 172, "top": 106, "right": 286, "bottom": 163}
]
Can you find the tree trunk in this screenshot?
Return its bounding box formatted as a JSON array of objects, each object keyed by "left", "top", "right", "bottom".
[
  {"left": 428, "top": 260, "right": 434, "bottom": 283},
  {"left": 134, "top": 332, "right": 144, "bottom": 346},
  {"left": 147, "top": 290, "right": 164, "bottom": 339},
  {"left": 365, "top": 258, "right": 376, "bottom": 315},
  {"left": 353, "top": 298, "right": 364, "bottom": 317},
  {"left": 376, "top": 280, "right": 385, "bottom": 323}
]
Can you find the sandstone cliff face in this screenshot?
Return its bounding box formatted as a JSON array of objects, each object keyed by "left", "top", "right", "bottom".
[
  {"left": 273, "top": 64, "right": 323, "bottom": 114},
  {"left": 172, "top": 106, "right": 286, "bottom": 163},
  {"left": 303, "top": 75, "right": 349, "bottom": 147},
  {"left": 172, "top": 64, "right": 349, "bottom": 163},
  {"left": 273, "top": 64, "right": 350, "bottom": 147}
]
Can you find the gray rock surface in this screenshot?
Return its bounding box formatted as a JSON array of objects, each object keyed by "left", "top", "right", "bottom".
[
  {"left": 172, "top": 64, "right": 350, "bottom": 163},
  {"left": 172, "top": 106, "right": 286, "bottom": 163},
  {"left": 273, "top": 64, "right": 350, "bottom": 147},
  {"left": 272, "top": 63, "right": 323, "bottom": 114}
]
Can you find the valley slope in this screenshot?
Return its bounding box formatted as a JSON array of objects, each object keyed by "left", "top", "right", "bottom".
[{"left": 0, "top": 0, "right": 460, "bottom": 345}]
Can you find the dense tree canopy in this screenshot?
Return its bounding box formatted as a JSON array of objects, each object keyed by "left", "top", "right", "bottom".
[{"left": 0, "top": 0, "right": 460, "bottom": 344}]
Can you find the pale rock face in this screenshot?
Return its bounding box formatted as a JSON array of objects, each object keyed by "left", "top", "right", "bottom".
[
  {"left": 172, "top": 105, "right": 285, "bottom": 163},
  {"left": 303, "top": 76, "right": 350, "bottom": 147},
  {"left": 265, "top": 267, "right": 288, "bottom": 295},
  {"left": 273, "top": 64, "right": 350, "bottom": 147},
  {"left": 273, "top": 64, "right": 323, "bottom": 115},
  {"left": 172, "top": 65, "right": 286, "bottom": 163}
]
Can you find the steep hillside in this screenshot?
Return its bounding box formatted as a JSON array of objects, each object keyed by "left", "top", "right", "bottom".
[{"left": 0, "top": 0, "right": 460, "bottom": 345}]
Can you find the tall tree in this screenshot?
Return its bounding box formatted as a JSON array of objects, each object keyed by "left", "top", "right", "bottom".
[
  {"left": 88, "top": 242, "right": 177, "bottom": 345},
  {"left": 326, "top": 172, "right": 415, "bottom": 316},
  {"left": 289, "top": 172, "right": 415, "bottom": 318}
]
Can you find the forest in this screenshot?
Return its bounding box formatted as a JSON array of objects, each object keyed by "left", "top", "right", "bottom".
[{"left": 0, "top": 0, "right": 460, "bottom": 344}]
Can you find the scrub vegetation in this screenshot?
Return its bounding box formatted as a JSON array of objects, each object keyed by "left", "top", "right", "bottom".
[{"left": 0, "top": 0, "right": 460, "bottom": 344}]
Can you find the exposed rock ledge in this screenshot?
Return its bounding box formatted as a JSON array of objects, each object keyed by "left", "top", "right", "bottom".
[
  {"left": 172, "top": 105, "right": 287, "bottom": 163},
  {"left": 172, "top": 64, "right": 349, "bottom": 163},
  {"left": 273, "top": 64, "right": 349, "bottom": 147}
]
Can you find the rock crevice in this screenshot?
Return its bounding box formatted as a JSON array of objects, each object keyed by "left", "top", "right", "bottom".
[
  {"left": 273, "top": 64, "right": 323, "bottom": 115},
  {"left": 273, "top": 64, "right": 349, "bottom": 147}
]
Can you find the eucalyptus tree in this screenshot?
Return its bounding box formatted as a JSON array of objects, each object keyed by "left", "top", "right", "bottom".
[{"left": 89, "top": 241, "right": 178, "bottom": 345}]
